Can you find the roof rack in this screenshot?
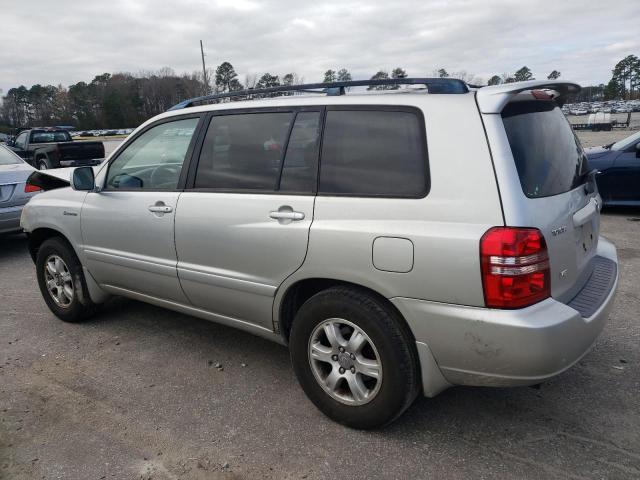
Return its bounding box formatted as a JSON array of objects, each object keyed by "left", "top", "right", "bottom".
[{"left": 168, "top": 77, "right": 469, "bottom": 111}]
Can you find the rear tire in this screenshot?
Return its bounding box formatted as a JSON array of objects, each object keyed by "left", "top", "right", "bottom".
[
  {"left": 37, "top": 159, "right": 51, "bottom": 170},
  {"left": 290, "top": 286, "right": 420, "bottom": 429},
  {"left": 36, "top": 237, "right": 99, "bottom": 322}
]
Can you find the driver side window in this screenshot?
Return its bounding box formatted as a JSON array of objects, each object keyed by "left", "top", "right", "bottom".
[{"left": 106, "top": 117, "right": 199, "bottom": 190}]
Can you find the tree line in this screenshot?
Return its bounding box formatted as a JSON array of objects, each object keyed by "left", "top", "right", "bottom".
[{"left": 1, "top": 55, "right": 637, "bottom": 132}]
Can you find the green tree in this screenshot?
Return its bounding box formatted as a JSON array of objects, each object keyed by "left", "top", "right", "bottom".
[
  {"left": 392, "top": 67, "right": 407, "bottom": 79},
  {"left": 487, "top": 75, "right": 502, "bottom": 86},
  {"left": 336, "top": 68, "right": 352, "bottom": 82},
  {"left": 215, "top": 62, "right": 242, "bottom": 93},
  {"left": 367, "top": 70, "right": 390, "bottom": 90},
  {"left": 604, "top": 78, "right": 623, "bottom": 100},
  {"left": 547, "top": 70, "right": 561, "bottom": 80},
  {"left": 611, "top": 55, "right": 640, "bottom": 99},
  {"left": 323, "top": 69, "right": 337, "bottom": 83},
  {"left": 514, "top": 66, "right": 533, "bottom": 82},
  {"left": 437, "top": 68, "right": 449, "bottom": 78}
]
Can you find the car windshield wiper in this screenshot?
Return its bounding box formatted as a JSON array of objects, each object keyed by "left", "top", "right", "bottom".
[{"left": 603, "top": 143, "right": 614, "bottom": 149}]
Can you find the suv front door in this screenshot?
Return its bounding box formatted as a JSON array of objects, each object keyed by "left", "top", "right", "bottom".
[
  {"left": 81, "top": 116, "right": 201, "bottom": 302},
  {"left": 174, "top": 109, "right": 321, "bottom": 330}
]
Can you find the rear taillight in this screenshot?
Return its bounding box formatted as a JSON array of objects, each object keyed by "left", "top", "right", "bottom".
[
  {"left": 480, "top": 227, "right": 550, "bottom": 309},
  {"left": 25, "top": 183, "right": 42, "bottom": 193}
]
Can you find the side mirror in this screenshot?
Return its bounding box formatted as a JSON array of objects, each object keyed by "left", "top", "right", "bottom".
[{"left": 72, "top": 166, "right": 95, "bottom": 191}]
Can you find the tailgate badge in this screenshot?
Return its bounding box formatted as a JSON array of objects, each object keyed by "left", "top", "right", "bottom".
[
  {"left": 551, "top": 226, "right": 567, "bottom": 236},
  {"left": 560, "top": 269, "right": 568, "bottom": 278}
]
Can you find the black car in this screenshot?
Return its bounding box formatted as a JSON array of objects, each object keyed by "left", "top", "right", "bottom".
[{"left": 585, "top": 131, "right": 640, "bottom": 206}]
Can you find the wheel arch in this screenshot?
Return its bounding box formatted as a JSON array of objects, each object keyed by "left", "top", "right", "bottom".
[
  {"left": 28, "top": 227, "right": 69, "bottom": 263},
  {"left": 28, "top": 226, "right": 109, "bottom": 304},
  {"left": 275, "top": 277, "right": 416, "bottom": 347}
]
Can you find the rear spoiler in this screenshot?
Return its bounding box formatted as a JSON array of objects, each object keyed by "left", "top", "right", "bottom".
[{"left": 476, "top": 80, "right": 581, "bottom": 114}]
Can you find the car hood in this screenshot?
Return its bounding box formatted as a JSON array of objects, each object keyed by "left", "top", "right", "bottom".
[{"left": 584, "top": 146, "right": 613, "bottom": 160}]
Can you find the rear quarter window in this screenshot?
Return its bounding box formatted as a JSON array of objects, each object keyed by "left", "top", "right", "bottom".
[
  {"left": 319, "top": 108, "right": 428, "bottom": 198},
  {"left": 502, "top": 101, "right": 588, "bottom": 198}
]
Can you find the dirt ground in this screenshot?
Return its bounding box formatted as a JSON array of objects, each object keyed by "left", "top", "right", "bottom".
[{"left": 570, "top": 112, "right": 639, "bottom": 148}]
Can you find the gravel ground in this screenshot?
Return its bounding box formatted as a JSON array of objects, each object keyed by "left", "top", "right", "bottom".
[{"left": 1, "top": 211, "right": 639, "bottom": 479}]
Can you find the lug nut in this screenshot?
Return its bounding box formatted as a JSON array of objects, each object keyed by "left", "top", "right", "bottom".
[
  {"left": 350, "top": 353, "right": 355, "bottom": 360},
  {"left": 339, "top": 346, "right": 345, "bottom": 353},
  {"left": 332, "top": 355, "right": 338, "bottom": 361},
  {"left": 350, "top": 367, "right": 356, "bottom": 374},
  {"left": 339, "top": 367, "right": 345, "bottom": 374}
]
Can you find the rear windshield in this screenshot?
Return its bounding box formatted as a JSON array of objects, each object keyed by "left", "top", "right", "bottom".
[
  {"left": 0, "top": 146, "right": 23, "bottom": 165},
  {"left": 31, "top": 131, "right": 71, "bottom": 143},
  {"left": 502, "top": 101, "right": 588, "bottom": 198}
]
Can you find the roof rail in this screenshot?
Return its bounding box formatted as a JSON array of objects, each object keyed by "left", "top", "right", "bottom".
[{"left": 167, "top": 77, "right": 469, "bottom": 111}]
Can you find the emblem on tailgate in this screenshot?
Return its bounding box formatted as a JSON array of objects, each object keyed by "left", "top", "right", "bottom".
[{"left": 551, "top": 226, "right": 567, "bottom": 236}]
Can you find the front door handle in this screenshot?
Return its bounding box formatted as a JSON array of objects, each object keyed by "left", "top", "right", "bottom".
[
  {"left": 148, "top": 202, "right": 173, "bottom": 215},
  {"left": 269, "top": 206, "right": 305, "bottom": 224}
]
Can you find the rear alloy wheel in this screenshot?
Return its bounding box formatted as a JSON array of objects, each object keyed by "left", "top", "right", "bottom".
[
  {"left": 290, "top": 287, "right": 420, "bottom": 429},
  {"left": 38, "top": 159, "right": 51, "bottom": 170},
  {"left": 308, "top": 318, "right": 382, "bottom": 405}
]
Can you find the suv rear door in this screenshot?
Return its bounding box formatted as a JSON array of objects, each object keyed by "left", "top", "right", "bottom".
[
  {"left": 483, "top": 95, "right": 599, "bottom": 302},
  {"left": 174, "top": 108, "right": 321, "bottom": 330}
]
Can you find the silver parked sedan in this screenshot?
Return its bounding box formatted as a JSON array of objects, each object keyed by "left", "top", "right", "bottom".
[{"left": 0, "top": 145, "right": 39, "bottom": 234}]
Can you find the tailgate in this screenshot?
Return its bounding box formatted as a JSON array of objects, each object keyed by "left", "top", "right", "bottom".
[
  {"left": 59, "top": 141, "right": 104, "bottom": 160},
  {"left": 492, "top": 98, "right": 598, "bottom": 301}
]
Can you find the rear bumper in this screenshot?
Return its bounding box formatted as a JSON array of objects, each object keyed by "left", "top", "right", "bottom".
[
  {"left": 392, "top": 237, "right": 618, "bottom": 395},
  {"left": 0, "top": 205, "right": 24, "bottom": 234},
  {"left": 59, "top": 158, "right": 104, "bottom": 167}
]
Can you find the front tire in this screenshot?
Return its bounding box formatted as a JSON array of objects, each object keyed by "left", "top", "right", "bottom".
[
  {"left": 290, "top": 287, "right": 420, "bottom": 429},
  {"left": 36, "top": 237, "right": 99, "bottom": 322}
]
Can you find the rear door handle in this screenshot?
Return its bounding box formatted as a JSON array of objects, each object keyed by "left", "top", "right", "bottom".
[
  {"left": 269, "top": 211, "right": 305, "bottom": 221},
  {"left": 269, "top": 206, "right": 305, "bottom": 224},
  {"left": 148, "top": 203, "right": 173, "bottom": 214}
]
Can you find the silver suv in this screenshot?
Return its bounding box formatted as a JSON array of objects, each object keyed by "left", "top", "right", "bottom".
[{"left": 21, "top": 78, "right": 618, "bottom": 429}]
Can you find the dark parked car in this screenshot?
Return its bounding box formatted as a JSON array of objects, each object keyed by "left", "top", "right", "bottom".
[
  {"left": 585, "top": 131, "right": 640, "bottom": 206},
  {"left": 6, "top": 128, "right": 104, "bottom": 170}
]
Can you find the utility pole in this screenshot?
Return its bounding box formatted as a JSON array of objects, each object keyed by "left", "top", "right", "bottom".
[{"left": 200, "top": 40, "right": 209, "bottom": 95}]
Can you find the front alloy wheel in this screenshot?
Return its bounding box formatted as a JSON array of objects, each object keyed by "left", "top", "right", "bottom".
[{"left": 44, "top": 254, "right": 74, "bottom": 307}]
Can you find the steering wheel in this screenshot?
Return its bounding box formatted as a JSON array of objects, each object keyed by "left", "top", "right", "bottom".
[{"left": 150, "top": 164, "right": 180, "bottom": 188}]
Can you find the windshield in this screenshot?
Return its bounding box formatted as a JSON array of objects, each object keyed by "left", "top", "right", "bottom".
[
  {"left": 0, "top": 145, "right": 23, "bottom": 165},
  {"left": 502, "top": 100, "right": 589, "bottom": 198},
  {"left": 31, "top": 131, "right": 72, "bottom": 143},
  {"left": 611, "top": 131, "right": 640, "bottom": 151}
]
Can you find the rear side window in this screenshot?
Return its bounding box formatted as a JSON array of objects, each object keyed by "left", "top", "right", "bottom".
[
  {"left": 319, "top": 109, "right": 428, "bottom": 197},
  {"left": 502, "top": 101, "right": 589, "bottom": 198},
  {"left": 195, "top": 112, "right": 293, "bottom": 190}
]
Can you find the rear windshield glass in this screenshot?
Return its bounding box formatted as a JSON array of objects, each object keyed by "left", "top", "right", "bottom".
[
  {"left": 0, "top": 146, "right": 22, "bottom": 165},
  {"left": 31, "top": 131, "right": 71, "bottom": 143},
  {"left": 502, "top": 101, "right": 588, "bottom": 198}
]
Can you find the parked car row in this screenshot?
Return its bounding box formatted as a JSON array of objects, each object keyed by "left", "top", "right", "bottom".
[
  {"left": 70, "top": 128, "right": 134, "bottom": 138},
  {"left": 562, "top": 99, "right": 640, "bottom": 115}
]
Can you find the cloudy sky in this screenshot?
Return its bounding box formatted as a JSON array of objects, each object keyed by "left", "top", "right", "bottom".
[{"left": 1, "top": 0, "right": 638, "bottom": 94}]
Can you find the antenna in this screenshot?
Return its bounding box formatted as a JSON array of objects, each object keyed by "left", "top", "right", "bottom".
[{"left": 200, "top": 40, "right": 209, "bottom": 95}]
